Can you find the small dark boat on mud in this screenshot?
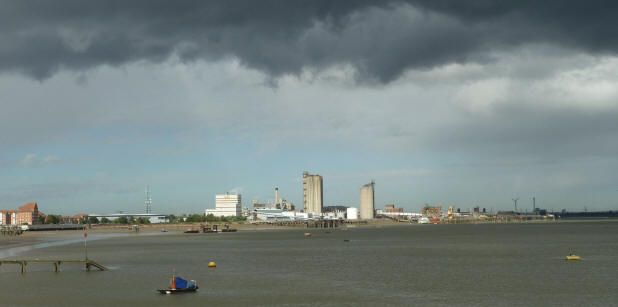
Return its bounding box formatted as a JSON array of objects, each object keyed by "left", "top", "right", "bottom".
[
  {"left": 184, "top": 229, "right": 199, "bottom": 233},
  {"left": 157, "top": 276, "right": 198, "bottom": 294},
  {"left": 221, "top": 224, "right": 237, "bottom": 232}
]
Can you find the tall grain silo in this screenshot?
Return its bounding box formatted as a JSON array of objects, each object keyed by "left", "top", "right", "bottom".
[
  {"left": 303, "top": 171, "right": 323, "bottom": 214},
  {"left": 360, "top": 181, "right": 375, "bottom": 219}
]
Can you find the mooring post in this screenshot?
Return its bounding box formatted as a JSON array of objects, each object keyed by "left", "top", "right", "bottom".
[
  {"left": 83, "top": 232, "right": 88, "bottom": 262},
  {"left": 20, "top": 261, "right": 26, "bottom": 274},
  {"left": 54, "top": 261, "right": 60, "bottom": 272}
]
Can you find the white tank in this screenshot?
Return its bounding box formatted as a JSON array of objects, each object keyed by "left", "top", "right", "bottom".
[{"left": 346, "top": 207, "right": 359, "bottom": 220}]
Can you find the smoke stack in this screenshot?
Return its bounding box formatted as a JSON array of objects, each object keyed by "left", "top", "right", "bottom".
[
  {"left": 275, "top": 187, "right": 279, "bottom": 207},
  {"left": 533, "top": 197, "right": 536, "bottom": 212}
]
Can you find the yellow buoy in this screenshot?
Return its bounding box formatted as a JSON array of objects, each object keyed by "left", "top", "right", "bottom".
[
  {"left": 304, "top": 233, "right": 311, "bottom": 237},
  {"left": 566, "top": 255, "right": 581, "bottom": 261},
  {"left": 208, "top": 261, "right": 216, "bottom": 267}
]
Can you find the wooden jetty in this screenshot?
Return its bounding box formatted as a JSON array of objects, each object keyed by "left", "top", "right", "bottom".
[
  {"left": 1, "top": 225, "right": 24, "bottom": 236},
  {"left": 255, "top": 220, "right": 367, "bottom": 228},
  {"left": 0, "top": 259, "right": 107, "bottom": 274}
]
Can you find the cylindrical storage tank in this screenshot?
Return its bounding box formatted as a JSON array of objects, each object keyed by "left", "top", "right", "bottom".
[
  {"left": 360, "top": 182, "right": 375, "bottom": 219},
  {"left": 346, "top": 207, "right": 359, "bottom": 220},
  {"left": 275, "top": 187, "right": 279, "bottom": 207}
]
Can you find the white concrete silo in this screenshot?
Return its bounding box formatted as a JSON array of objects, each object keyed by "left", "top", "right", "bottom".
[{"left": 360, "top": 181, "right": 375, "bottom": 219}]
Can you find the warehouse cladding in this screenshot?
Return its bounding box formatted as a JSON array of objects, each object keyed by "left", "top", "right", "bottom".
[{"left": 303, "top": 171, "right": 323, "bottom": 214}]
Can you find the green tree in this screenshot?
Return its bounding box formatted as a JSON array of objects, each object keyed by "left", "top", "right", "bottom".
[
  {"left": 88, "top": 216, "right": 99, "bottom": 224},
  {"left": 232, "top": 216, "right": 247, "bottom": 222},
  {"left": 136, "top": 217, "right": 151, "bottom": 224},
  {"left": 205, "top": 214, "right": 217, "bottom": 222},
  {"left": 45, "top": 214, "right": 61, "bottom": 224},
  {"left": 100, "top": 217, "right": 111, "bottom": 224},
  {"left": 128, "top": 216, "right": 136, "bottom": 224},
  {"left": 185, "top": 214, "right": 205, "bottom": 223},
  {"left": 114, "top": 216, "right": 129, "bottom": 224}
]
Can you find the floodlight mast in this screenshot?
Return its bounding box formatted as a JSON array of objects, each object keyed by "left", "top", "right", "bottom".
[{"left": 145, "top": 185, "right": 152, "bottom": 214}]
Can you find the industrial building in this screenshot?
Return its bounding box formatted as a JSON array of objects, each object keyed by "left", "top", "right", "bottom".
[
  {"left": 360, "top": 181, "right": 375, "bottom": 219},
  {"left": 252, "top": 209, "right": 313, "bottom": 222},
  {"left": 303, "top": 171, "right": 323, "bottom": 214},
  {"left": 88, "top": 213, "right": 168, "bottom": 224},
  {"left": 205, "top": 193, "right": 242, "bottom": 217},
  {"left": 422, "top": 205, "right": 443, "bottom": 218},
  {"left": 384, "top": 204, "right": 403, "bottom": 213},
  {"left": 346, "top": 207, "right": 359, "bottom": 220}
]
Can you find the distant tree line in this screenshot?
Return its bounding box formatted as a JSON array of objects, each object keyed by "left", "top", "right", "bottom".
[
  {"left": 40, "top": 213, "right": 246, "bottom": 225},
  {"left": 41, "top": 214, "right": 88, "bottom": 224},
  {"left": 166, "top": 214, "right": 246, "bottom": 223},
  {"left": 87, "top": 216, "right": 152, "bottom": 225}
]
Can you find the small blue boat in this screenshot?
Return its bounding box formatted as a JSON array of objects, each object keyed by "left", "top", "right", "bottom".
[{"left": 158, "top": 275, "right": 198, "bottom": 294}]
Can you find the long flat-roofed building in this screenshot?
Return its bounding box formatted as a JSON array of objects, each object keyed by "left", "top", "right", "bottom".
[{"left": 303, "top": 171, "right": 323, "bottom": 214}]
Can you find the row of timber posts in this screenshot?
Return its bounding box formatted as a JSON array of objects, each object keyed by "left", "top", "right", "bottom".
[
  {"left": 262, "top": 220, "right": 367, "bottom": 228},
  {"left": 305, "top": 220, "right": 343, "bottom": 228},
  {"left": 0, "top": 260, "right": 107, "bottom": 274},
  {"left": 1, "top": 225, "right": 23, "bottom": 236}
]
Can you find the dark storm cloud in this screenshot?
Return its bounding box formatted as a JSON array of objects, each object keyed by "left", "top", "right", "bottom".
[{"left": 1, "top": 0, "right": 617, "bottom": 81}]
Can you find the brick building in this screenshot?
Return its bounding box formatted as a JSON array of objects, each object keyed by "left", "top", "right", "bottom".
[
  {"left": 385, "top": 204, "right": 404, "bottom": 213},
  {"left": 15, "top": 202, "right": 40, "bottom": 225},
  {"left": 61, "top": 214, "right": 88, "bottom": 224}
]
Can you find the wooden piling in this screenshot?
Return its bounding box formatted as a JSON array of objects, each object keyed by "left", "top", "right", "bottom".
[{"left": 0, "top": 259, "right": 107, "bottom": 274}]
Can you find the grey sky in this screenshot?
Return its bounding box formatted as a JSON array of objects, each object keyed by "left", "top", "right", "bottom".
[{"left": 1, "top": 1, "right": 617, "bottom": 214}]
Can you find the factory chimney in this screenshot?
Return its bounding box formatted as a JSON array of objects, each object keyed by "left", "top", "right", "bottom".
[
  {"left": 533, "top": 197, "right": 536, "bottom": 213},
  {"left": 275, "top": 187, "right": 279, "bottom": 208}
]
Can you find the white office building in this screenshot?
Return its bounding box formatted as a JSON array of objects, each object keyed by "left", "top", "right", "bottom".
[{"left": 205, "top": 193, "right": 242, "bottom": 217}]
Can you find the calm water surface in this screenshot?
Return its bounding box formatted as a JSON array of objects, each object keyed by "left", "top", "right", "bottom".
[{"left": 1, "top": 222, "right": 617, "bottom": 306}]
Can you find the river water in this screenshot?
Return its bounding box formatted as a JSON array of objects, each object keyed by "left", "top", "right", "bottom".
[{"left": 0, "top": 222, "right": 617, "bottom": 306}]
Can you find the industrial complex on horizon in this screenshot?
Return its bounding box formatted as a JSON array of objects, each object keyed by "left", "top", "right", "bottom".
[{"left": 2, "top": 170, "right": 604, "bottom": 230}]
